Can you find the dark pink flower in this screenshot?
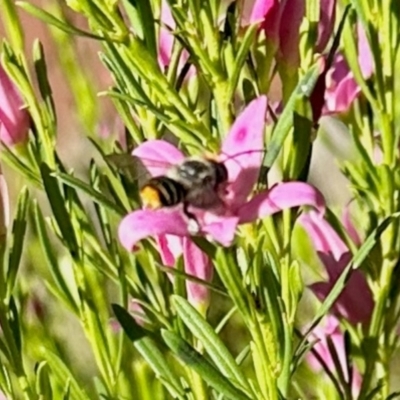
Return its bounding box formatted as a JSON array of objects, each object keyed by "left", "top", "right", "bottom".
[
  {"left": 308, "top": 315, "right": 361, "bottom": 397},
  {"left": 119, "top": 96, "right": 326, "bottom": 249},
  {"left": 0, "top": 65, "right": 30, "bottom": 146},
  {"left": 299, "top": 210, "right": 373, "bottom": 324}
]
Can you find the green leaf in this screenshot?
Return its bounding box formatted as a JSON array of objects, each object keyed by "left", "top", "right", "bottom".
[
  {"left": 6, "top": 187, "right": 29, "bottom": 297},
  {"left": 162, "top": 330, "right": 251, "bottom": 400},
  {"left": 112, "top": 304, "right": 186, "bottom": 398},
  {"left": 123, "top": 0, "right": 157, "bottom": 58},
  {"left": 32, "top": 39, "right": 56, "bottom": 127},
  {"left": 172, "top": 295, "right": 251, "bottom": 394},
  {"left": 35, "top": 361, "right": 53, "bottom": 399},
  {"left": 41, "top": 349, "right": 90, "bottom": 400},
  {"left": 112, "top": 304, "right": 148, "bottom": 342},
  {"left": 227, "top": 23, "right": 259, "bottom": 100},
  {"left": 16, "top": 2, "right": 105, "bottom": 40},
  {"left": 53, "top": 171, "right": 127, "bottom": 216},
  {"left": 0, "top": 145, "right": 41, "bottom": 186},
  {"left": 8, "top": 297, "right": 21, "bottom": 353},
  {"left": 32, "top": 201, "right": 79, "bottom": 313},
  {"left": 40, "top": 163, "right": 79, "bottom": 259},
  {"left": 263, "top": 64, "right": 320, "bottom": 169}
]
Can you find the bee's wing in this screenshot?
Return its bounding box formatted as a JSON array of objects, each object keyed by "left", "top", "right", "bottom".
[{"left": 105, "top": 153, "right": 172, "bottom": 187}]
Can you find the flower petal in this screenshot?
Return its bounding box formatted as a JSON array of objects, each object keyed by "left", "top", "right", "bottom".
[
  {"left": 132, "top": 139, "right": 185, "bottom": 176},
  {"left": 220, "top": 96, "right": 267, "bottom": 208},
  {"left": 156, "top": 234, "right": 183, "bottom": 266},
  {"left": 202, "top": 214, "right": 240, "bottom": 247},
  {"left": 299, "top": 210, "right": 373, "bottom": 324},
  {"left": 0, "top": 66, "right": 30, "bottom": 146},
  {"left": 118, "top": 209, "right": 189, "bottom": 251},
  {"left": 183, "top": 238, "right": 213, "bottom": 307},
  {"left": 316, "top": 0, "right": 337, "bottom": 53},
  {"left": 238, "top": 182, "right": 325, "bottom": 224}
]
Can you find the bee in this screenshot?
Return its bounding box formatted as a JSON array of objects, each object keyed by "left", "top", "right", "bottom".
[
  {"left": 140, "top": 156, "right": 228, "bottom": 212},
  {"left": 107, "top": 148, "right": 266, "bottom": 231}
]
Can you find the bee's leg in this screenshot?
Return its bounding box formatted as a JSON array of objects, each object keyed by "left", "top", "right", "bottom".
[{"left": 183, "top": 202, "right": 200, "bottom": 235}]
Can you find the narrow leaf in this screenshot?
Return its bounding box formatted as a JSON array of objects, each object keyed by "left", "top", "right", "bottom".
[
  {"left": 264, "top": 64, "right": 320, "bottom": 168},
  {"left": 162, "top": 330, "right": 250, "bottom": 400},
  {"left": 172, "top": 295, "right": 251, "bottom": 393},
  {"left": 6, "top": 188, "right": 29, "bottom": 297},
  {"left": 54, "top": 172, "right": 126, "bottom": 216},
  {"left": 40, "top": 163, "right": 79, "bottom": 259}
]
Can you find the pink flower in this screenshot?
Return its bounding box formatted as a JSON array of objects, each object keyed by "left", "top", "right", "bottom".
[
  {"left": 0, "top": 65, "right": 30, "bottom": 146},
  {"left": 119, "top": 96, "right": 326, "bottom": 249},
  {"left": 244, "top": 0, "right": 336, "bottom": 67},
  {"left": 299, "top": 210, "right": 373, "bottom": 324},
  {"left": 323, "top": 24, "right": 373, "bottom": 115},
  {"left": 308, "top": 315, "right": 361, "bottom": 397}
]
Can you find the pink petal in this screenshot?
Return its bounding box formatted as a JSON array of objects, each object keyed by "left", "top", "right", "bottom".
[
  {"left": 183, "top": 238, "right": 213, "bottom": 306},
  {"left": 220, "top": 96, "right": 267, "bottom": 208},
  {"left": 132, "top": 139, "right": 185, "bottom": 176},
  {"left": 358, "top": 24, "right": 373, "bottom": 78},
  {"left": 324, "top": 55, "right": 360, "bottom": 114},
  {"left": 156, "top": 234, "right": 183, "bottom": 266},
  {"left": 242, "top": 0, "right": 278, "bottom": 27},
  {"left": 307, "top": 315, "right": 361, "bottom": 397},
  {"left": 278, "top": 0, "right": 304, "bottom": 68},
  {"left": 300, "top": 211, "right": 373, "bottom": 324},
  {"left": 158, "top": 1, "right": 175, "bottom": 69},
  {"left": 202, "top": 214, "right": 240, "bottom": 247},
  {"left": 0, "top": 66, "right": 30, "bottom": 146},
  {"left": 238, "top": 182, "right": 325, "bottom": 224},
  {"left": 118, "top": 209, "right": 189, "bottom": 251},
  {"left": 316, "top": 0, "right": 337, "bottom": 53}
]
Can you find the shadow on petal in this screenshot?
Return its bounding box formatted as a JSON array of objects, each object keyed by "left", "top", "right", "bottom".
[{"left": 118, "top": 209, "right": 189, "bottom": 251}]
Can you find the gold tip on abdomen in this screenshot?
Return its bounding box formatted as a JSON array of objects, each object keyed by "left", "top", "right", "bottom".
[{"left": 140, "top": 186, "right": 162, "bottom": 209}]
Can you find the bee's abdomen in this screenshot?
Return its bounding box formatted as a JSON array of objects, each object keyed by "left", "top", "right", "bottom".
[{"left": 140, "top": 177, "right": 186, "bottom": 209}]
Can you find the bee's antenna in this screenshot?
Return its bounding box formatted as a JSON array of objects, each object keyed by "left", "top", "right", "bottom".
[{"left": 218, "top": 148, "right": 268, "bottom": 163}]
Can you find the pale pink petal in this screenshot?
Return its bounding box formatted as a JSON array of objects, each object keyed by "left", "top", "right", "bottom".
[
  {"left": 156, "top": 234, "right": 183, "bottom": 266},
  {"left": 118, "top": 209, "right": 189, "bottom": 251},
  {"left": 307, "top": 315, "right": 361, "bottom": 397},
  {"left": 300, "top": 211, "right": 373, "bottom": 324},
  {"left": 324, "top": 55, "right": 360, "bottom": 114},
  {"left": 220, "top": 96, "right": 267, "bottom": 208},
  {"left": 316, "top": 0, "right": 337, "bottom": 53},
  {"left": 202, "top": 214, "right": 240, "bottom": 246},
  {"left": 358, "top": 24, "right": 373, "bottom": 78},
  {"left": 132, "top": 139, "right": 185, "bottom": 176},
  {"left": 238, "top": 182, "right": 326, "bottom": 224},
  {"left": 183, "top": 238, "right": 213, "bottom": 306},
  {"left": 0, "top": 65, "right": 30, "bottom": 146},
  {"left": 158, "top": 1, "right": 175, "bottom": 69}
]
